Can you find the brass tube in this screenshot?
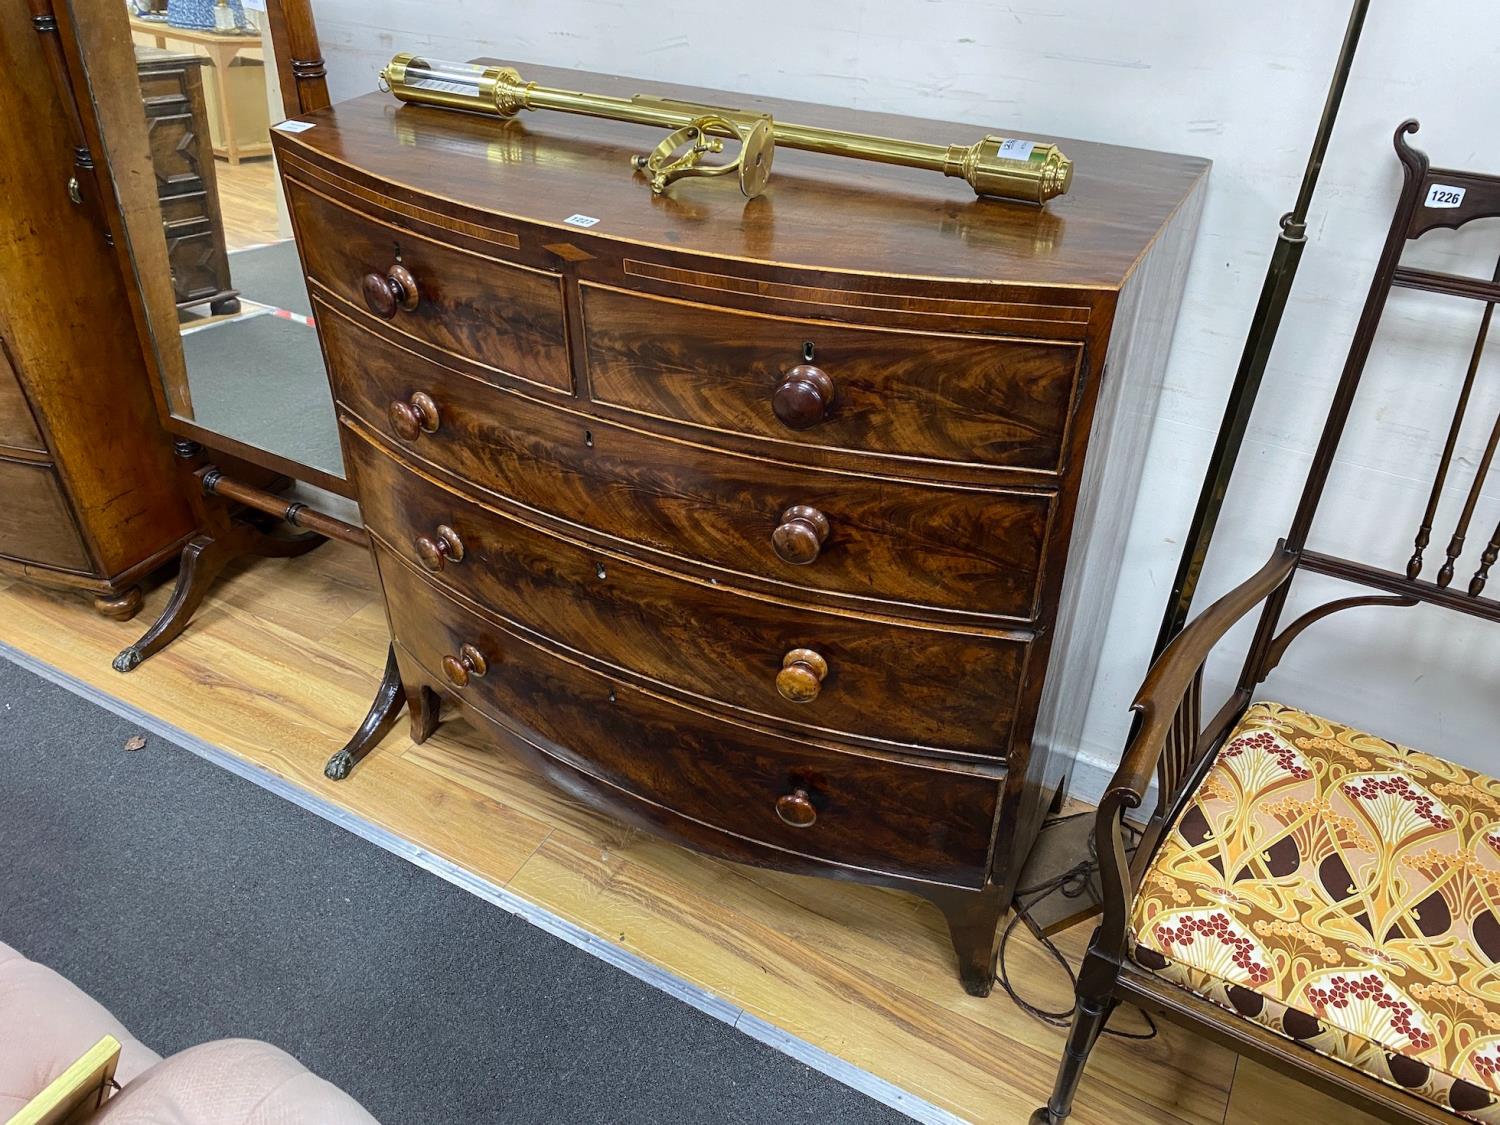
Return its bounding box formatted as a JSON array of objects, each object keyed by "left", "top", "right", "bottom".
[{"left": 381, "top": 55, "right": 1072, "bottom": 205}]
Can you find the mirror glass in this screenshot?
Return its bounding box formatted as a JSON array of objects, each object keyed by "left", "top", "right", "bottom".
[{"left": 113, "top": 0, "right": 342, "bottom": 481}]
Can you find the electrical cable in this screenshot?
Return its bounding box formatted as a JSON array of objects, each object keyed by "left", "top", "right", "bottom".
[{"left": 995, "top": 811, "right": 1157, "bottom": 1040}]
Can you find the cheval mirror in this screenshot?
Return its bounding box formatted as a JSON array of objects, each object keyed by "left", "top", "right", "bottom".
[{"left": 45, "top": 0, "right": 364, "bottom": 656}]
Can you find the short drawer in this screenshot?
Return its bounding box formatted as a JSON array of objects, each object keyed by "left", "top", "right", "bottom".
[
  {"left": 285, "top": 178, "right": 572, "bottom": 394},
  {"left": 0, "top": 457, "right": 89, "bottom": 571},
  {"left": 355, "top": 440, "right": 1027, "bottom": 759},
  {"left": 322, "top": 300, "right": 1053, "bottom": 622},
  {"left": 382, "top": 554, "right": 1002, "bottom": 887},
  {"left": 581, "top": 284, "right": 1083, "bottom": 472}
]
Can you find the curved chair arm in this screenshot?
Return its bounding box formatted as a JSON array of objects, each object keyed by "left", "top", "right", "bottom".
[{"left": 1091, "top": 545, "right": 1298, "bottom": 961}]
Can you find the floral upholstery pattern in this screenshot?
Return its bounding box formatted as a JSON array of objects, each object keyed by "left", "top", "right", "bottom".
[{"left": 1131, "top": 701, "right": 1500, "bottom": 1121}]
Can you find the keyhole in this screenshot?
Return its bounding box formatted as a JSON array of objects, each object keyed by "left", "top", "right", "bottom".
[
  {"left": 595, "top": 563, "right": 607, "bottom": 580},
  {"left": 585, "top": 430, "right": 594, "bottom": 448},
  {"left": 802, "top": 341, "right": 816, "bottom": 362}
]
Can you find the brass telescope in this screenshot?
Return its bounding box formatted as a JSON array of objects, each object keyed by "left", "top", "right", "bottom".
[{"left": 379, "top": 55, "right": 1073, "bottom": 206}]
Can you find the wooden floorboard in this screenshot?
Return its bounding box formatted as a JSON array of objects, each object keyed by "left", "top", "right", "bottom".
[
  {"left": 1224, "top": 1059, "right": 1383, "bottom": 1125},
  {"left": 0, "top": 541, "right": 1330, "bottom": 1122},
  {"left": 215, "top": 155, "right": 283, "bottom": 250}
]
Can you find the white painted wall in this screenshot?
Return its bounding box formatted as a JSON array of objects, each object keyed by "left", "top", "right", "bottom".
[{"left": 308, "top": 2, "right": 1500, "bottom": 800}]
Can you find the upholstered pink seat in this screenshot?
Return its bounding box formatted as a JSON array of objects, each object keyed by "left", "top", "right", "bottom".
[
  {"left": 0, "top": 941, "right": 377, "bottom": 1123},
  {"left": 0, "top": 942, "right": 161, "bottom": 1119}
]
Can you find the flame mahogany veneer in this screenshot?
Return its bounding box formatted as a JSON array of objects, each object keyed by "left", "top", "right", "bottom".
[{"left": 273, "top": 64, "right": 1209, "bottom": 994}]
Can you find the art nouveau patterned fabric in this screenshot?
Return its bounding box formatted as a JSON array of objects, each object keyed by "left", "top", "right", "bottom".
[{"left": 1131, "top": 701, "right": 1500, "bottom": 1121}]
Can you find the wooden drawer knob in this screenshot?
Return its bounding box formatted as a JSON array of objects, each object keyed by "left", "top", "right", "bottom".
[
  {"left": 775, "top": 787, "right": 818, "bottom": 828},
  {"left": 441, "top": 642, "right": 487, "bottom": 688},
  {"left": 361, "top": 263, "right": 420, "bottom": 319},
  {"left": 388, "top": 391, "right": 440, "bottom": 442},
  {"left": 772, "top": 505, "right": 829, "bottom": 565},
  {"left": 414, "top": 524, "right": 464, "bottom": 571},
  {"left": 772, "top": 364, "right": 834, "bottom": 430},
  {"left": 775, "top": 648, "right": 827, "bottom": 703}
]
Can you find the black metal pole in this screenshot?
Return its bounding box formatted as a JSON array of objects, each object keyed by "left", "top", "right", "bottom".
[{"left": 1151, "top": 0, "right": 1372, "bottom": 659}]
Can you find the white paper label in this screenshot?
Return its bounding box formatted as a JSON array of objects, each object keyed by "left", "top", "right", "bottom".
[
  {"left": 273, "top": 120, "right": 316, "bottom": 134},
  {"left": 995, "top": 138, "right": 1035, "bottom": 162},
  {"left": 407, "top": 77, "right": 477, "bottom": 96},
  {"left": 1425, "top": 184, "right": 1466, "bottom": 209},
  {"left": 563, "top": 214, "right": 600, "bottom": 228}
]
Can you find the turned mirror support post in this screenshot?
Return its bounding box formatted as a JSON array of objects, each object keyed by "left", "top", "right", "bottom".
[{"left": 264, "top": 0, "right": 331, "bottom": 116}]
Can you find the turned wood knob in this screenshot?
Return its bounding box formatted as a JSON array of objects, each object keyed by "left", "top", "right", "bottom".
[
  {"left": 775, "top": 648, "right": 828, "bottom": 704},
  {"left": 360, "top": 263, "right": 419, "bottom": 319},
  {"left": 414, "top": 525, "right": 464, "bottom": 571},
  {"left": 388, "top": 391, "right": 440, "bottom": 442},
  {"left": 772, "top": 505, "right": 829, "bottom": 565},
  {"left": 775, "top": 787, "right": 818, "bottom": 828},
  {"left": 772, "top": 364, "right": 834, "bottom": 430},
  {"left": 441, "top": 643, "right": 487, "bottom": 688}
]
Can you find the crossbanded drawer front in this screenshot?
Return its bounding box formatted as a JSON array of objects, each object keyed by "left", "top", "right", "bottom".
[
  {"left": 379, "top": 550, "right": 1002, "bottom": 887},
  {"left": 0, "top": 457, "right": 89, "bottom": 571},
  {"left": 581, "top": 283, "right": 1083, "bottom": 473},
  {"left": 352, "top": 433, "right": 1028, "bottom": 759},
  {"left": 285, "top": 178, "right": 572, "bottom": 394},
  {"left": 322, "top": 302, "right": 1053, "bottom": 622}
]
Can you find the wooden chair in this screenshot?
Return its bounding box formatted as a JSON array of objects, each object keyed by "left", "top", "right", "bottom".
[{"left": 1032, "top": 121, "right": 1500, "bottom": 1124}]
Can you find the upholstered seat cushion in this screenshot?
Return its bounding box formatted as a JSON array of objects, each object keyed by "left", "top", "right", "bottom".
[
  {"left": 1131, "top": 701, "right": 1500, "bottom": 1122},
  {"left": 0, "top": 940, "right": 161, "bottom": 1119}
]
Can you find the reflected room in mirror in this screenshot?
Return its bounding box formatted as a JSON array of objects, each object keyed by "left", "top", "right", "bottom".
[{"left": 115, "top": 0, "right": 342, "bottom": 485}]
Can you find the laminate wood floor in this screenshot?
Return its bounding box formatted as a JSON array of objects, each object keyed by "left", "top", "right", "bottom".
[
  {"left": 215, "top": 155, "right": 283, "bottom": 250},
  {"left": 0, "top": 548, "right": 1373, "bottom": 1124}
]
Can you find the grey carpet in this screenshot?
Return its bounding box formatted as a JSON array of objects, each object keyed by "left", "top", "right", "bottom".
[
  {"left": 182, "top": 313, "right": 345, "bottom": 478},
  {"left": 0, "top": 657, "right": 906, "bottom": 1125},
  {"left": 228, "top": 240, "right": 315, "bottom": 318}
]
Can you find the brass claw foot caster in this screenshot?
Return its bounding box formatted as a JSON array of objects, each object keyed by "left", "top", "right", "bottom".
[
  {"left": 324, "top": 749, "right": 355, "bottom": 781},
  {"left": 113, "top": 646, "right": 142, "bottom": 674},
  {"left": 322, "top": 645, "right": 407, "bottom": 781}
]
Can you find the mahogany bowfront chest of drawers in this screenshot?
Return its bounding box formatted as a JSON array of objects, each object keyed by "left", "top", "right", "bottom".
[{"left": 273, "top": 62, "right": 1208, "bottom": 994}]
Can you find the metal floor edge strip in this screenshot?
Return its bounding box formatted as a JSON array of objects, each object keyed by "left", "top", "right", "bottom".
[{"left": 0, "top": 640, "right": 966, "bottom": 1125}]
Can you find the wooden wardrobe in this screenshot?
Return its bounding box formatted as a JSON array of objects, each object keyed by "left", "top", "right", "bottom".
[{"left": 0, "top": 2, "right": 196, "bottom": 618}]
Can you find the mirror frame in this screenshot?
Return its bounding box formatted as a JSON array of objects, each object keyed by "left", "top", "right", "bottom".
[{"left": 50, "top": 0, "right": 348, "bottom": 495}]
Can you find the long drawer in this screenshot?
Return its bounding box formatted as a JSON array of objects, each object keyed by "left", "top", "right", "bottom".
[
  {"left": 285, "top": 178, "right": 572, "bottom": 394},
  {"left": 581, "top": 283, "right": 1083, "bottom": 472},
  {"left": 380, "top": 550, "right": 1002, "bottom": 887},
  {"left": 352, "top": 432, "right": 1027, "bottom": 758},
  {"left": 321, "top": 301, "right": 1053, "bottom": 622},
  {"left": 0, "top": 457, "right": 89, "bottom": 571}
]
